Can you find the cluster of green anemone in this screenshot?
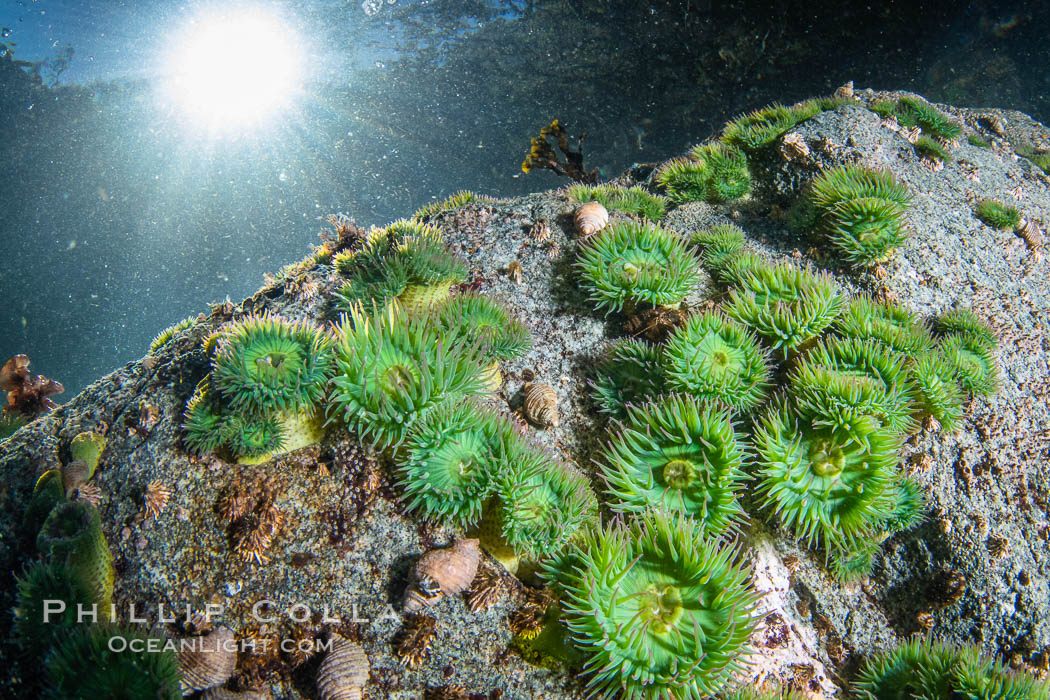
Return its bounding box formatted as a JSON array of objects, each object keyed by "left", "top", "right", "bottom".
[
  {"left": 588, "top": 225, "right": 1000, "bottom": 580},
  {"left": 791, "top": 164, "right": 913, "bottom": 268},
  {"left": 183, "top": 313, "right": 335, "bottom": 463},
  {"left": 332, "top": 218, "right": 468, "bottom": 313},
  {"left": 326, "top": 291, "right": 594, "bottom": 565}
]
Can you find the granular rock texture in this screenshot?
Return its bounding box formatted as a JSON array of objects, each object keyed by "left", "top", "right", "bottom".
[{"left": 2, "top": 89, "right": 1049, "bottom": 697}]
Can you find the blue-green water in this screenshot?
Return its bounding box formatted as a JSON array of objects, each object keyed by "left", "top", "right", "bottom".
[{"left": 0, "top": 0, "right": 1045, "bottom": 398}]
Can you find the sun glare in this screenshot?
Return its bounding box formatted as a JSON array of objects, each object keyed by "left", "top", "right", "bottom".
[{"left": 161, "top": 7, "right": 302, "bottom": 131}]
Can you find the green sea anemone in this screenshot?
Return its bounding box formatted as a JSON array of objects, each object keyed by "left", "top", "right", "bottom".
[
  {"left": 14, "top": 561, "right": 101, "bottom": 661},
  {"left": 662, "top": 311, "right": 771, "bottom": 411},
  {"left": 835, "top": 295, "right": 934, "bottom": 357},
  {"left": 148, "top": 315, "right": 196, "bottom": 354},
  {"left": 789, "top": 362, "right": 915, "bottom": 437},
  {"left": 328, "top": 303, "right": 488, "bottom": 449},
  {"left": 974, "top": 199, "right": 1021, "bottom": 230},
  {"left": 211, "top": 313, "right": 334, "bottom": 416},
  {"left": 182, "top": 381, "right": 227, "bottom": 455},
  {"left": 222, "top": 412, "right": 287, "bottom": 460},
  {"left": 434, "top": 293, "right": 531, "bottom": 363},
  {"left": 0, "top": 410, "right": 28, "bottom": 442},
  {"left": 398, "top": 399, "right": 513, "bottom": 527},
  {"left": 597, "top": 394, "right": 749, "bottom": 536},
  {"left": 897, "top": 96, "right": 962, "bottom": 140},
  {"left": 935, "top": 308, "right": 998, "bottom": 350},
  {"left": 880, "top": 475, "right": 925, "bottom": 534},
  {"left": 908, "top": 351, "right": 965, "bottom": 431},
  {"left": 655, "top": 143, "right": 750, "bottom": 204},
  {"left": 575, "top": 220, "right": 701, "bottom": 313},
  {"left": 334, "top": 219, "right": 469, "bottom": 311},
  {"left": 590, "top": 338, "right": 668, "bottom": 418},
  {"left": 496, "top": 439, "right": 597, "bottom": 560},
  {"left": 913, "top": 134, "right": 952, "bottom": 162},
  {"left": 543, "top": 509, "right": 758, "bottom": 699},
  {"left": 691, "top": 223, "right": 745, "bottom": 275},
  {"left": 567, "top": 183, "right": 668, "bottom": 221},
  {"left": 853, "top": 637, "right": 1050, "bottom": 700},
  {"left": 967, "top": 133, "right": 991, "bottom": 148},
  {"left": 795, "top": 336, "right": 916, "bottom": 435},
  {"left": 36, "top": 501, "right": 115, "bottom": 608},
  {"left": 412, "top": 190, "right": 483, "bottom": 222},
  {"left": 801, "top": 165, "right": 911, "bottom": 267},
  {"left": 44, "top": 623, "right": 181, "bottom": 700},
  {"left": 940, "top": 333, "right": 1000, "bottom": 396},
  {"left": 724, "top": 262, "right": 844, "bottom": 354},
  {"left": 753, "top": 399, "right": 897, "bottom": 552},
  {"left": 721, "top": 101, "right": 821, "bottom": 151}
]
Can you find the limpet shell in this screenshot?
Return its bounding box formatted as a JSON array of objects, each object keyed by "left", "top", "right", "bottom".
[
  {"left": 574, "top": 201, "right": 608, "bottom": 237},
  {"left": 178, "top": 627, "right": 237, "bottom": 694},
  {"left": 317, "top": 634, "right": 370, "bottom": 700},
  {"left": 404, "top": 538, "right": 480, "bottom": 612},
  {"left": 523, "top": 382, "right": 559, "bottom": 428}
]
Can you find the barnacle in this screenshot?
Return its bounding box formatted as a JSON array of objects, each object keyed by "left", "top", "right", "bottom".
[
  {"left": 567, "top": 183, "right": 668, "bottom": 221},
  {"left": 434, "top": 293, "right": 531, "bottom": 363},
  {"left": 655, "top": 142, "right": 750, "bottom": 203},
  {"left": 835, "top": 295, "right": 934, "bottom": 357},
  {"left": 663, "top": 311, "right": 771, "bottom": 411},
  {"left": 935, "top": 308, "right": 998, "bottom": 350},
  {"left": 398, "top": 400, "right": 513, "bottom": 527},
  {"left": 598, "top": 395, "right": 749, "bottom": 536},
  {"left": 45, "top": 623, "right": 182, "bottom": 699},
  {"left": 909, "top": 351, "right": 965, "bottom": 431},
  {"left": 753, "top": 399, "right": 897, "bottom": 552},
  {"left": 721, "top": 101, "right": 821, "bottom": 152},
  {"left": 800, "top": 165, "right": 911, "bottom": 266},
  {"left": 940, "top": 333, "right": 1000, "bottom": 396},
  {"left": 974, "top": 199, "right": 1021, "bottom": 230},
  {"left": 327, "top": 303, "right": 488, "bottom": 449},
  {"left": 590, "top": 339, "right": 667, "bottom": 418},
  {"left": 795, "top": 336, "right": 916, "bottom": 435},
  {"left": 211, "top": 313, "right": 334, "bottom": 416},
  {"left": 36, "top": 501, "right": 115, "bottom": 609},
  {"left": 543, "top": 510, "right": 758, "bottom": 699},
  {"left": 725, "top": 262, "right": 844, "bottom": 354},
  {"left": 149, "top": 315, "right": 196, "bottom": 353},
  {"left": 495, "top": 439, "right": 597, "bottom": 560},
  {"left": 575, "top": 220, "right": 701, "bottom": 313},
  {"left": 334, "top": 219, "right": 468, "bottom": 312}
]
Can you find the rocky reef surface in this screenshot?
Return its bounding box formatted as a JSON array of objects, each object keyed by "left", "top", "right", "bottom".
[{"left": 2, "top": 89, "right": 1049, "bottom": 699}]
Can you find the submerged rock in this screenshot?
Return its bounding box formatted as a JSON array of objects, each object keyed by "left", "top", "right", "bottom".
[{"left": 2, "top": 89, "right": 1050, "bottom": 697}]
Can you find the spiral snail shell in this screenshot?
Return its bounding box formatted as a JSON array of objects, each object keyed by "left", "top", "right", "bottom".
[
  {"left": 403, "top": 538, "right": 481, "bottom": 612},
  {"left": 317, "top": 634, "right": 370, "bottom": 700},
  {"left": 523, "top": 381, "right": 559, "bottom": 428},
  {"left": 178, "top": 627, "right": 238, "bottom": 694},
  {"left": 574, "top": 201, "right": 609, "bottom": 238}
]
